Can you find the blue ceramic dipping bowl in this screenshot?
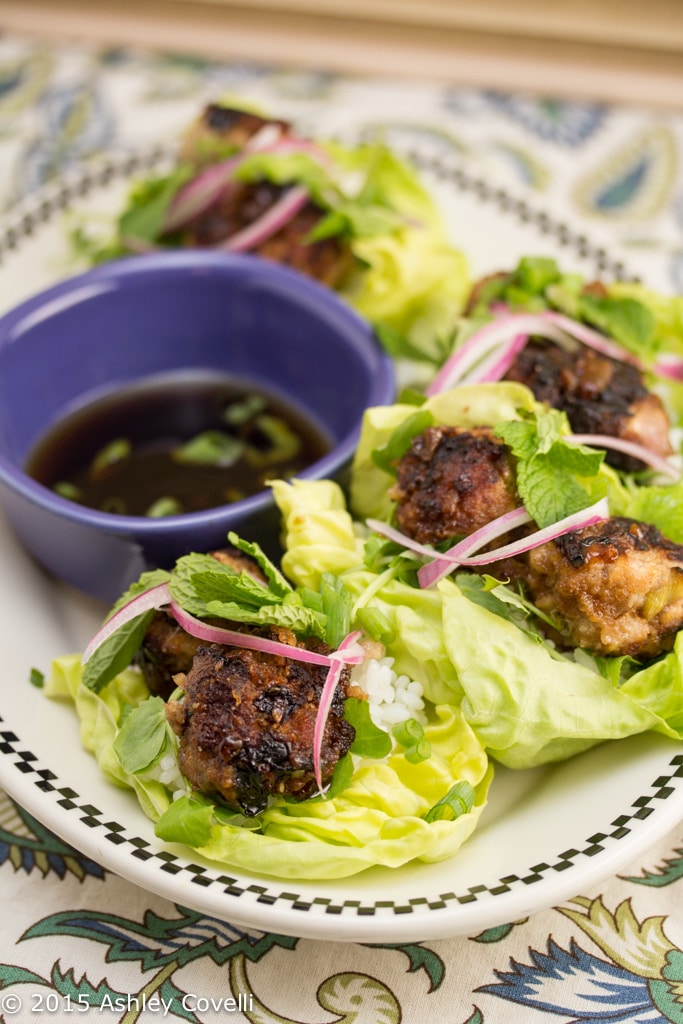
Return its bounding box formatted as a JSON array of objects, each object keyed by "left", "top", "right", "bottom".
[{"left": 0, "top": 251, "right": 394, "bottom": 603}]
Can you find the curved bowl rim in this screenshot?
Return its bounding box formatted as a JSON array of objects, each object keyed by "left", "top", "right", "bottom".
[{"left": 0, "top": 250, "right": 395, "bottom": 537}]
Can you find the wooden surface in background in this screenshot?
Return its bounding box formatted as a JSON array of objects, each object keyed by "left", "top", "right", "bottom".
[{"left": 2, "top": 0, "right": 683, "bottom": 108}]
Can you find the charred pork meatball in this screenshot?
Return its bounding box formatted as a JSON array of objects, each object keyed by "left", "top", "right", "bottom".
[
  {"left": 165, "top": 627, "right": 356, "bottom": 816},
  {"left": 504, "top": 340, "right": 672, "bottom": 473},
  {"left": 181, "top": 179, "right": 352, "bottom": 287},
  {"left": 389, "top": 426, "right": 519, "bottom": 545},
  {"left": 179, "top": 104, "right": 291, "bottom": 164},
  {"left": 135, "top": 611, "right": 203, "bottom": 699},
  {"left": 524, "top": 517, "right": 683, "bottom": 659},
  {"left": 170, "top": 104, "right": 353, "bottom": 287},
  {"left": 135, "top": 547, "right": 267, "bottom": 698}
]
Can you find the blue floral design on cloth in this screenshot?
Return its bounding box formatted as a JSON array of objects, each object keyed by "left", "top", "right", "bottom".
[{"left": 481, "top": 91, "right": 606, "bottom": 146}]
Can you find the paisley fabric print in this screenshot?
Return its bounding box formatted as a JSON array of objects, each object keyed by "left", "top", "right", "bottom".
[
  {"left": 489, "top": 142, "right": 549, "bottom": 189},
  {"left": 0, "top": 50, "right": 53, "bottom": 124},
  {"left": 19, "top": 81, "right": 114, "bottom": 196},
  {"left": 481, "top": 91, "right": 606, "bottom": 146},
  {"left": 0, "top": 28, "right": 683, "bottom": 1024},
  {"left": 572, "top": 125, "right": 678, "bottom": 220}
]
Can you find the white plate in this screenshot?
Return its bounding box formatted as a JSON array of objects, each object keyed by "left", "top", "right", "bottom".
[{"left": 0, "top": 147, "right": 681, "bottom": 943}]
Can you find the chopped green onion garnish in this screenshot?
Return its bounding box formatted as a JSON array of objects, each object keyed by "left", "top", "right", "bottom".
[
  {"left": 54, "top": 481, "right": 82, "bottom": 501},
  {"left": 320, "top": 573, "right": 352, "bottom": 648},
  {"left": 245, "top": 415, "right": 301, "bottom": 467},
  {"left": 404, "top": 739, "right": 432, "bottom": 764},
  {"left": 145, "top": 496, "right": 184, "bottom": 518},
  {"left": 355, "top": 606, "right": 396, "bottom": 644},
  {"left": 173, "top": 430, "right": 244, "bottom": 467},
  {"left": 425, "top": 781, "right": 475, "bottom": 823},
  {"left": 392, "top": 717, "right": 425, "bottom": 747},
  {"left": 223, "top": 393, "right": 266, "bottom": 426},
  {"left": 90, "top": 437, "right": 131, "bottom": 477}
]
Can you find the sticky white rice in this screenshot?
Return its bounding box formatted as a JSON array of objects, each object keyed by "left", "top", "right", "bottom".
[{"left": 350, "top": 656, "right": 427, "bottom": 731}]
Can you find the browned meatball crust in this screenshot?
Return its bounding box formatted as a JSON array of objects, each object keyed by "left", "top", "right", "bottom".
[
  {"left": 179, "top": 104, "right": 291, "bottom": 164},
  {"left": 135, "top": 611, "right": 202, "bottom": 698},
  {"left": 390, "top": 426, "right": 519, "bottom": 545},
  {"left": 504, "top": 340, "right": 672, "bottom": 472},
  {"left": 166, "top": 627, "right": 355, "bottom": 816},
  {"left": 181, "top": 179, "right": 352, "bottom": 287},
  {"left": 136, "top": 546, "right": 267, "bottom": 698},
  {"left": 525, "top": 517, "right": 683, "bottom": 659}
]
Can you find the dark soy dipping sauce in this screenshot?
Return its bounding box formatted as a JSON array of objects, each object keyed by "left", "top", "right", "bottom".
[{"left": 26, "top": 372, "right": 332, "bottom": 518}]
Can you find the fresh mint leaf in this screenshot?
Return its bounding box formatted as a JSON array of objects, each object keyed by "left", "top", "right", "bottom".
[
  {"left": 109, "top": 569, "right": 171, "bottom": 617},
  {"left": 192, "top": 568, "right": 274, "bottom": 608},
  {"left": 308, "top": 201, "right": 401, "bottom": 241},
  {"left": 578, "top": 293, "right": 657, "bottom": 359},
  {"left": 113, "top": 696, "right": 169, "bottom": 774},
  {"left": 324, "top": 753, "right": 354, "bottom": 799},
  {"left": 345, "top": 698, "right": 392, "bottom": 759},
  {"left": 372, "top": 409, "right": 434, "bottom": 475},
  {"left": 515, "top": 256, "right": 561, "bottom": 294},
  {"left": 82, "top": 609, "right": 157, "bottom": 693},
  {"left": 29, "top": 668, "right": 44, "bottom": 689},
  {"left": 495, "top": 409, "right": 604, "bottom": 528},
  {"left": 227, "top": 532, "right": 292, "bottom": 599},
  {"left": 233, "top": 150, "right": 333, "bottom": 206},
  {"left": 204, "top": 597, "right": 326, "bottom": 637},
  {"left": 455, "top": 573, "right": 517, "bottom": 621},
  {"left": 117, "top": 167, "right": 192, "bottom": 244},
  {"left": 517, "top": 452, "right": 594, "bottom": 528}
]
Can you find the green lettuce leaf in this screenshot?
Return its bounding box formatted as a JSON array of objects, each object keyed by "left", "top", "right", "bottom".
[
  {"left": 348, "top": 382, "right": 539, "bottom": 522},
  {"left": 272, "top": 476, "right": 683, "bottom": 770},
  {"left": 45, "top": 654, "right": 491, "bottom": 879},
  {"left": 439, "top": 582, "right": 683, "bottom": 767}
]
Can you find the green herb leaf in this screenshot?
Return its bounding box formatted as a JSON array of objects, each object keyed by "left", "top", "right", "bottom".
[
  {"left": 578, "top": 293, "right": 657, "bottom": 358},
  {"left": 515, "top": 256, "right": 561, "bottom": 294},
  {"left": 227, "top": 532, "right": 293, "bottom": 599},
  {"left": 324, "top": 752, "right": 355, "bottom": 798},
  {"left": 345, "top": 698, "right": 393, "bottom": 759},
  {"left": 495, "top": 409, "right": 604, "bottom": 528},
  {"left": 205, "top": 597, "right": 326, "bottom": 637},
  {"left": 29, "top": 668, "right": 44, "bottom": 689},
  {"left": 320, "top": 573, "right": 352, "bottom": 648},
  {"left": 154, "top": 793, "right": 215, "bottom": 848},
  {"left": 117, "top": 166, "right": 193, "bottom": 244},
  {"left": 82, "top": 608, "right": 157, "bottom": 693},
  {"left": 113, "top": 696, "right": 169, "bottom": 774},
  {"left": 371, "top": 409, "right": 434, "bottom": 476},
  {"left": 108, "top": 569, "right": 172, "bottom": 616}
]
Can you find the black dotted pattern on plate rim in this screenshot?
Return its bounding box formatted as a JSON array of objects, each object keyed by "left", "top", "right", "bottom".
[
  {"left": 0, "top": 144, "right": 655, "bottom": 918},
  {"left": 0, "top": 143, "right": 637, "bottom": 282},
  {"left": 3, "top": 721, "right": 683, "bottom": 918}
]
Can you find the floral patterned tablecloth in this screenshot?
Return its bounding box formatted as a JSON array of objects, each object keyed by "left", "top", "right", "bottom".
[{"left": 1, "top": 28, "right": 683, "bottom": 1024}]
